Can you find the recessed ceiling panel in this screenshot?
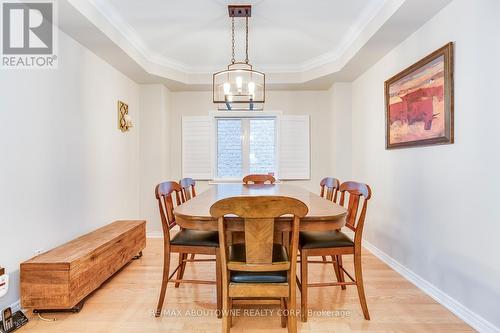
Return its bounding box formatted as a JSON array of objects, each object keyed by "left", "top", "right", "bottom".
[{"left": 98, "top": 0, "right": 384, "bottom": 72}]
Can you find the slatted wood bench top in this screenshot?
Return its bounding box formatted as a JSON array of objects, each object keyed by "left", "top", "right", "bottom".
[
  {"left": 22, "top": 220, "right": 145, "bottom": 270},
  {"left": 21, "top": 220, "right": 146, "bottom": 311}
]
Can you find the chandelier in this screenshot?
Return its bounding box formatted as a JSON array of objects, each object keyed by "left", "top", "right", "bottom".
[{"left": 213, "top": 5, "right": 265, "bottom": 111}]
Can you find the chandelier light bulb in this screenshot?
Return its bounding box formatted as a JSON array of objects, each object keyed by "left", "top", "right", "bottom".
[
  {"left": 236, "top": 76, "right": 243, "bottom": 92},
  {"left": 223, "top": 82, "right": 231, "bottom": 95},
  {"left": 248, "top": 81, "right": 255, "bottom": 97}
]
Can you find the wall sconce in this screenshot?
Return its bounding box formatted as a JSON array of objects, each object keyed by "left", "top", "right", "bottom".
[{"left": 118, "top": 100, "right": 133, "bottom": 132}]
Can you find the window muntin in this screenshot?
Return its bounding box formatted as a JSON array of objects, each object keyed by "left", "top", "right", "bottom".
[{"left": 215, "top": 117, "right": 276, "bottom": 179}]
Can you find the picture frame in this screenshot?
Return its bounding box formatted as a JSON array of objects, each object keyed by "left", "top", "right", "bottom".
[{"left": 385, "top": 42, "right": 454, "bottom": 149}]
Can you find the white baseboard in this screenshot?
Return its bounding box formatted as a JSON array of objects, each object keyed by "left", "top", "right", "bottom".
[
  {"left": 3, "top": 299, "right": 21, "bottom": 313},
  {"left": 363, "top": 240, "right": 500, "bottom": 333},
  {"left": 11, "top": 300, "right": 20, "bottom": 312}
]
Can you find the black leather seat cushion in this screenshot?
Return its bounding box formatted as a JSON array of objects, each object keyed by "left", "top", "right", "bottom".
[
  {"left": 299, "top": 231, "right": 354, "bottom": 249},
  {"left": 171, "top": 229, "right": 219, "bottom": 247},
  {"left": 229, "top": 243, "right": 288, "bottom": 283}
]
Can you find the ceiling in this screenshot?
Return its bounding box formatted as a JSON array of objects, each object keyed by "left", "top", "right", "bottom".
[
  {"left": 96, "top": 0, "right": 383, "bottom": 73},
  {"left": 59, "top": 0, "right": 453, "bottom": 90}
]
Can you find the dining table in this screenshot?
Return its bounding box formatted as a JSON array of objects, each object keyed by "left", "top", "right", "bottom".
[{"left": 174, "top": 183, "right": 347, "bottom": 231}]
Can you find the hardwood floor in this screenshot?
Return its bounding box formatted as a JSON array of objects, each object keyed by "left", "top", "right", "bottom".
[{"left": 20, "top": 238, "right": 475, "bottom": 333}]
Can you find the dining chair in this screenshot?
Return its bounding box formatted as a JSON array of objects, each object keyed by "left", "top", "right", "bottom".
[
  {"left": 318, "top": 177, "right": 341, "bottom": 263},
  {"left": 242, "top": 174, "right": 276, "bottom": 184},
  {"left": 155, "top": 181, "right": 221, "bottom": 317},
  {"left": 210, "top": 196, "right": 308, "bottom": 333},
  {"left": 298, "top": 181, "right": 372, "bottom": 322},
  {"left": 319, "top": 177, "right": 340, "bottom": 202},
  {"left": 179, "top": 177, "right": 196, "bottom": 202},
  {"left": 179, "top": 177, "right": 198, "bottom": 262}
]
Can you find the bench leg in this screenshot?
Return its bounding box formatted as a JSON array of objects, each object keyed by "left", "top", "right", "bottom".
[
  {"left": 132, "top": 251, "right": 143, "bottom": 260},
  {"left": 33, "top": 299, "right": 86, "bottom": 314}
]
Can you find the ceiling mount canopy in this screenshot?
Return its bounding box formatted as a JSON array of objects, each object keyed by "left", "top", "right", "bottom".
[
  {"left": 213, "top": 4, "right": 265, "bottom": 111},
  {"left": 228, "top": 4, "right": 251, "bottom": 18}
]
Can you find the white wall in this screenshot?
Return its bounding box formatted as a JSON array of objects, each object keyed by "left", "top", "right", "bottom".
[
  {"left": 329, "top": 83, "right": 353, "bottom": 181},
  {"left": 139, "top": 84, "right": 170, "bottom": 234},
  {"left": 168, "top": 90, "right": 335, "bottom": 195},
  {"left": 0, "top": 30, "right": 141, "bottom": 309},
  {"left": 351, "top": 0, "right": 500, "bottom": 330}
]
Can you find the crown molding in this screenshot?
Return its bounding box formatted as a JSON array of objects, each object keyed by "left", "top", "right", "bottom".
[
  {"left": 298, "top": 0, "right": 391, "bottom": 72},
  {"left": 61, "top": 0, "right": 452, "bottom": 89},
  {"left": 87, "top": 0, "right": 191, "bottom": 72},
  {"left": 69, "top": 0, "right": 402, "bottom": 78}
]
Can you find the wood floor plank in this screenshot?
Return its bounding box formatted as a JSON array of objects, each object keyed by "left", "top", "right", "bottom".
[{"left": 19, "top": 238, "right": 475, "bottom": 332}]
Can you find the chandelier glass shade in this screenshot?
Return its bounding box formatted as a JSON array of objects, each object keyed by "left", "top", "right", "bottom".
[{"left": 213, "top": 6, "right": 265, "bottom": 111}]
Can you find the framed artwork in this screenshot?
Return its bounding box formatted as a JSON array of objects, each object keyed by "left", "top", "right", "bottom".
[{"left": 385, "top": 42, "right": 454, "bottom": 149}]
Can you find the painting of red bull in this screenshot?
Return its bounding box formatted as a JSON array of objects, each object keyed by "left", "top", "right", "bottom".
[{"left": 385, "top": 43, "right": 454, "bottom": 149}]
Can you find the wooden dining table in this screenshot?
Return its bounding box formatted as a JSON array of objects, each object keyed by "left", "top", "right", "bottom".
[{"left": 174, "top": 183, "right": 347, "bottom": 231}]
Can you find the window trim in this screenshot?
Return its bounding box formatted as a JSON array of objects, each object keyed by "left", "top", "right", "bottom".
[{"left": 210, "top": 111, "right": 282, "bottom": 182}]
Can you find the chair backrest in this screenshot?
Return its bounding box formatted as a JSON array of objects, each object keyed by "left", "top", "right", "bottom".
[
  {"left": 210, "top": 196, "right": 308, "bottom": 272},
  {"left": 242, "top": 174, "right": 276, "bottom": 184},
  {"left": 179, "top": 177, "right": 196, "bottom": 202},
  {"left": 155, "top": 181, "right": 183, "bottom": 238},
  {"left": 338, "top": 181, "right": 372, "bottom": 243},
  {"left": 320, "top": 177, "right": 340, "bottom": 202}
]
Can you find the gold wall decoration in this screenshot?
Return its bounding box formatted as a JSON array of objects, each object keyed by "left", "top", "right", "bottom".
[{"left": 118, "top": 100, "right": 133, "bottom": 132}]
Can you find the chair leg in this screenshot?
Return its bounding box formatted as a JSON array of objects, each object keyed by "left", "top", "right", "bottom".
[
  {"left": 221, "top": 262, "right": 230, "bottom": 333},
  {"left": 288, "top": 243, "right": 298, "bottom": 333},
  {"left": 354, "top": 253, "right": 370, "bottom": 320},
  {"left": 321, "top": 256, "right": 327, "bottom": 262},
  {"left": 280, "top": 298, "right": 287, "bottom": 328},
  {"left": 228, "top": 298, "right": 233, "bottom": 327},
  {"left": 216, "top": 249, "right": 222, "bottom": 319},
  {"left": 190, "top": 253, "right": 195, "bottom": 260},
  {"left": 337, "top": 255, "right": 346, "bottom": 290},
  {"left": 300, "top": 250, "right": 308, "bottom": 323},
  {"left": 175, "top": 253, "right": 187, "bottom": 288},
  {"left": 332, "top": 255, "right": 341, "bottom": 284},
  {"left": 222, "top": 295, "right": 230, "bottom": 333},
  {"left": 155, "top": 247, "right": 171, "bottom": 317},
  {"left": 287, "top": 296, "right": 297, "bottom": 333}
]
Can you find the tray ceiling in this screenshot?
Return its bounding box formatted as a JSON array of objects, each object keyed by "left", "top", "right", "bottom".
[
  {"left": 97, "top": 0, "right": 384, "bottom": 72},
  {"left": 59, "top": 0, "right": 453, "bottom": 89}
]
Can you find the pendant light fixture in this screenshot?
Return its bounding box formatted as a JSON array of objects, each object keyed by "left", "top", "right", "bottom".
[{"left": 213, "top": 5, "right": 265, "bottom": 111}]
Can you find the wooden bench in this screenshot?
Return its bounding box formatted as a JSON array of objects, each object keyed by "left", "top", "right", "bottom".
[{"left": 20, "top": 220, "right": 146, "bottom": 312}]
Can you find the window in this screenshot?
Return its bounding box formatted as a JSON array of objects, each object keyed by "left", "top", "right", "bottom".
[
  {"left": 216, "top": 119, "right": 243, "bottom": 178},
  {"left": 249, "top": 119, "right": 276, "bottom": 174},
  {"left": 181, "top": 113, "right": 309, "bottom": 181},
  {"left": 216, "top": 117, "right": 276, "bottom": 179}
]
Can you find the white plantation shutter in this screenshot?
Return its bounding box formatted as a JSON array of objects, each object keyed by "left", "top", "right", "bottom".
[
  {"left": 182, "top": 116, "right": 212, "bottom": 179},
  {"left": 279, "top": 115, "right": 310, "bottom": 180}
]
